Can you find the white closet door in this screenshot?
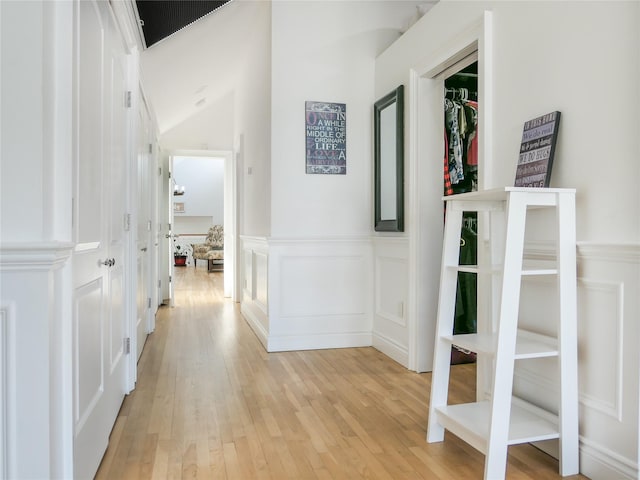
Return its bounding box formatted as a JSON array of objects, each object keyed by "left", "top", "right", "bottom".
[
  {"left": 135, "top": 100, "right": 152, "bottom": 361},
  {"left": 72, "top": 1, "right": 128, "bottom": 478}
]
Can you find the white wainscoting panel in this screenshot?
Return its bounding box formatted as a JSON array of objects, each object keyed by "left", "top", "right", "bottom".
[
  {"left": 517, "top": 242, "right": 639, "bottom": 479},
  {"left": 255, "top": 252, "right": 268, "bottom": 313},
  {"left": 240, "top": 237, "right": 269, "bottom": 349},
  {"left": 0, "top": 243, "right": 73, "bottom": 479},
  {"left": 264, "top": 236, "right": 373, "bottom": 352},
  {"left": 0, "top": 303, "right": 12, "bottom": 480},
  {"left": 74, "top": 279, "right": 104, "bottom": 431},
  {"left": 373, "top": 237, "right": 409, "bottom": 367}
]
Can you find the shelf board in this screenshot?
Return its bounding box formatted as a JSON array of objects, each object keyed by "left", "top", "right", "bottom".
[
  {"left": 434, "top": 397, "right": 560, "bottom": 455},
  {"left": 446, "top": 261, "right": 557, "bottom": 276},
  {"left": 442, "top": 187, "right": 576, "bottom": 204},
  {"left": 442, "top": 329, "right": 558, "bottom": 359}
]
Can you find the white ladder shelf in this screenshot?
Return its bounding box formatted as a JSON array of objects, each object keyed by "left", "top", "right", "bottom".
[{"left": 426, "top": 187, "right": 579, "bottom": 479}]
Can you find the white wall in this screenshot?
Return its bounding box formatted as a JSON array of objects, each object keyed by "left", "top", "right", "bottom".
[
  {"left": 270, "top": 1, "right": 417, "bottom": 237},
  {"left": 233, "top": 1, "right": 272, "bottom": 237},
  {"left": 374, "top": 1, "right": 640, "bottom": 478},
  {"left": 1, "top": 1, "right": 77, "bottom": 477},
  {"left": 160, "top": 92, "right": 234, "bottom": 152},
  {"left": 173, "top": 155, "right": 224, "bottom": 223}
]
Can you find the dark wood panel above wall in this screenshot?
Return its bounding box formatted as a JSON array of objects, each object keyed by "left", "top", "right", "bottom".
[{"left": 135, "top": 0, "right": 231, "bottom": 47}]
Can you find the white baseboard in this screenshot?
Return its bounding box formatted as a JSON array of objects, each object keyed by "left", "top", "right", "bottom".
[
  {"left": 267, "top": 332, "right": 372, "bottom": 353},
  {"left": 240, "top": 300, "right": 268, "bottom": 351},
  {"left": 372, "top": 332, "right": 408, "bottom": 368},
  {"left": 579, "top": 437, "right": 638, "bottom": 480}
]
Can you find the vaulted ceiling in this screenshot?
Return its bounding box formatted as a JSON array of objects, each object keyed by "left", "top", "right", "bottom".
[{"left": 135, "top": 1, "right": 436, "bottom": 138}]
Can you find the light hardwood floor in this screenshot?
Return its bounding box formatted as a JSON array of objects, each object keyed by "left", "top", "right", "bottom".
[{"left": 95, "top": 266, "right": 588, "bottom": 479}]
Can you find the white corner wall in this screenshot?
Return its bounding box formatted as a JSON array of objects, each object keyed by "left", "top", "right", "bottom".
[
  {"left": 374, "top": 1, "right": 640, "bottom": 478},
  {"left": 241, "top": 2, "right": 423, "bottom": 354},
  {"left": 1, "top": 1, "right": 75, "bottom": 478}
]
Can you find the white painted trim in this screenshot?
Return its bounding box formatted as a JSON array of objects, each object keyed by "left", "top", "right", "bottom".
[
  {"left": 268, "top": 332, "right": 372, "bottom": 353},
  {"left": 0, "top": 243, "right": 74, "bottom": 270},
  {"left": 372, "top": 331, "right": 408, "bottom": 367},
  {"left": 577, "top": 278, "right": 624, "bottom": 421},
  {"left": 0, "top": 303, "right": 14, "bottom": 480},
  {"left": 525, "top": 241, "right": 640, "bottom": 263},
  {"left": 372, "top": 236, "right": 409, "bottom": 247},
  {"left": 240, "top": 301, "right": 269, "bottom": 350},
  {"left": 267, "top": 235, "right": 372, "bottom": 246},
  {"left": 406, "top": 10, "right": 493, "bottom": 373},
  {"left": 580, "top": 436, "right": 638, "bottom": 480}
]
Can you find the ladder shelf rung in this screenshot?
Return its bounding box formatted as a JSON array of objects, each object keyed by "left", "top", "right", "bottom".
[
  {"left": 433, "top": 397, "right": 560, "bottom": 455},
  {"left": 445, "top": 262, "right": 557, "bottom": 276},
  {"left": 441, "top": 329, "right": 558, "bottom": 359}
]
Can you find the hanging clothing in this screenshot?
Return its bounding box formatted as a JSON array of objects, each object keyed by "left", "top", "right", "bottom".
[
  {"left": 444, "top": 93, "right": 478, "bottom": 194},
  {"left": 444, "top": 98, "right": 464, "bottom": 185},
  {"left": 444, "top": 131, "right": 453, "bottom": 196}
]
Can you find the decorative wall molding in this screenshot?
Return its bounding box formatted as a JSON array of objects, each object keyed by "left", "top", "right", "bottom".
[
  {"left": 520, "top": 240, "right": 638, "bottom": 477},
  {"left": 0, "top": 242, "right": 74, "bottom": 271},
  {"left": 524, "top": 241, "right": 640, "bottom": 263},
  {"left": 372, "top": 236, "right": 409, "bottom": 246},
  {"left": 576, "top": 279, "right": 624, "bottom": 421},
  {"left": 240, "top": 236, "right": 269, "bottom": 351},
  {"left": 267, "top": 234, "right": 372, "bottom": 246},
  {"left": 240, "top": 235, "right": 374, "bottom": 353},
  {"left": 0, "top": 303, "right": 14, "bottom": 480}
]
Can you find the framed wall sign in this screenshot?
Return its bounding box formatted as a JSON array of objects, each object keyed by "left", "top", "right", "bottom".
[
  {"left": 515, "top": 111, "right": 561, "bottom": 187},
  {"left": 305, "top": 101, "right": 347, "bottom": 174}
]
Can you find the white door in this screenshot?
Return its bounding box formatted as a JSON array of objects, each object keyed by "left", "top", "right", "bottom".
[
  {"left": 72, "top": 1, "right": 129, "bottom": 478},
  {"left": 136, "top": 102, "right": 152, "bottom": 360},
  {"left": 168, "top": 156, "right": 176, "bottom": 306}
]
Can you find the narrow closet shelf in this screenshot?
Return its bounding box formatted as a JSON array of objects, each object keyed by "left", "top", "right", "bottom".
[
  {"left": 441, "top": 329, "right": 558, "bottom": 358},
  {"left": 433, "top": 397, "right": 560, "bottom": 455}
]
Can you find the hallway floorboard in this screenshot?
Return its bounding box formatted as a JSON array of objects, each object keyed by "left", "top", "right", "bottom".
[{"left": 95, "top": 266, "right": 587, "bottom": 479}]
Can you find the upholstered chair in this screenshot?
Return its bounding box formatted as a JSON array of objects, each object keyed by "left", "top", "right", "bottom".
[{"left": 191, "top": 225, "right": 224, "bottom": 272}]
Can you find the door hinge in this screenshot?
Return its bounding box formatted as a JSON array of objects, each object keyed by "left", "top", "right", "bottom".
[
  {"left": 148, "top": 297, "right": 151, "bottom": 309},
  {"left": 148, "top": 143, "right": 153, "bottom": 154},
  {"left": 125, "top": 91, "right": 132, "bottom": 108},
  {"left": 168, "top": 171, "right": 172, "bottom": 179},
  {"left": 169, "top": 275, "right": 172, "bottom": 283},
  {"left": 124, "top": 337, "right": 131, "bottom": 354},
  {"left": 158, "top": 279, "right": 161, "bottom": 288},
  {"left": 158, "top": 167, "right": 162, "bottom": 176},
  {"left": 124, "top": 213, "right": 131, "bottom": 232},
  {"left": 168, "top": 222, "right": 172, "bottom": 231}
]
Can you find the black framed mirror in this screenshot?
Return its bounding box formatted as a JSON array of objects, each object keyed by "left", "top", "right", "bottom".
[{"left": 374, "top": 85, "right": 404, "bottom": 232}]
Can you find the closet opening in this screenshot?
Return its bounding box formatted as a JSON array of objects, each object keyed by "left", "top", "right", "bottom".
[{"left": 443, "top": 60, "right": 478, "bottom": 365}]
